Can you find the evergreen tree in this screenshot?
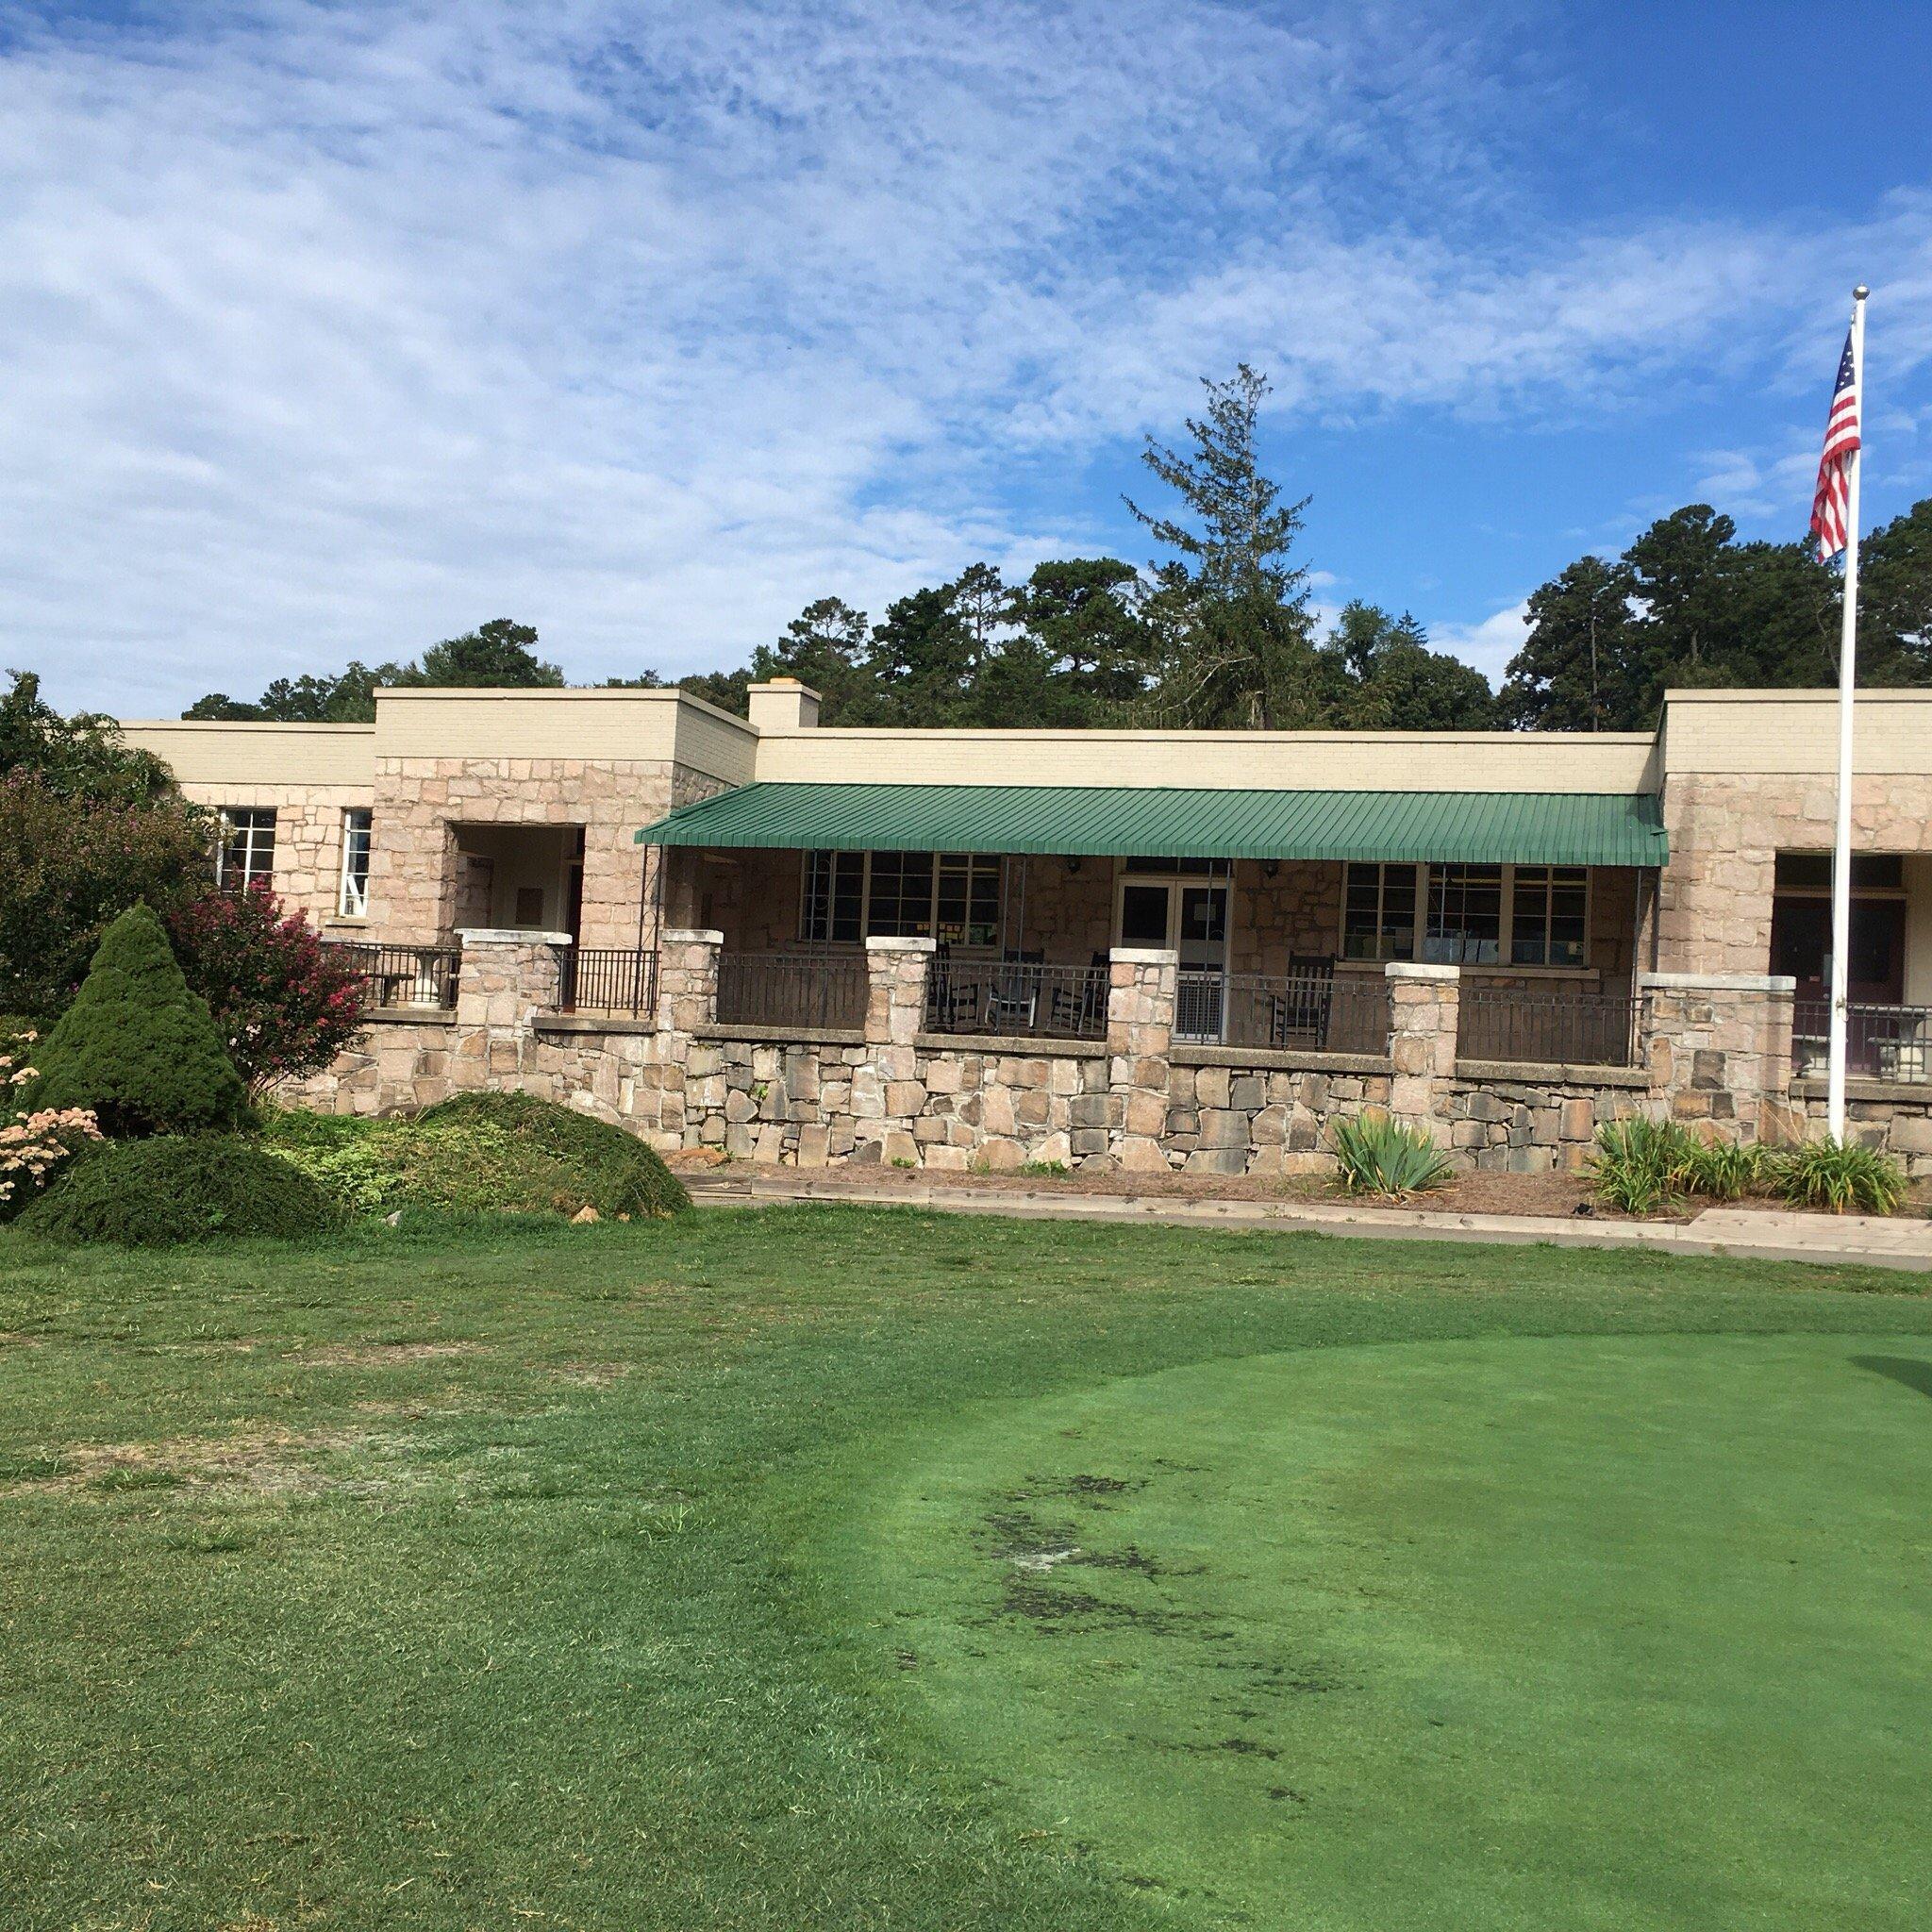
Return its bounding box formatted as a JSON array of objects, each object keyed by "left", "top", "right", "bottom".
[
  {"left": 1861, "top": 497, "right": 1932, "bottom": 683},
  {"left": 406, "top": 618, "right": 562, "bottom": 689},
  {"left": 25, "top": 903, "right": 247, "bottom": 1137},
  {"left": 1319, "top": 604, "right": 1498, "bottom": 729},
  {"left": 1500, "top": 557, "right": 1641, "bottom": 730},
  {"left": 750, "top": 597, "right": 877, "bottom": 722}
]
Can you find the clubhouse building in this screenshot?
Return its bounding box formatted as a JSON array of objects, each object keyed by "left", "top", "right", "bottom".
[{"left": 118, "top": 684, "right": 1932, "bottom": 1175}]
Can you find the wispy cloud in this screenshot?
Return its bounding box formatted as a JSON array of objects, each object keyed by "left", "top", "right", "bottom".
[{"left": 1, "top": 1, "right": 1925, "bottom": 713}]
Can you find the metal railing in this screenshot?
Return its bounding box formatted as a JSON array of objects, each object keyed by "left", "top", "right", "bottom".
[
  {"left": 926, "top": 958, "right": 1109, "bottom": 1041},
  {"left": 714, "top": 950, "right": 869, "bottom": 1032},
  {"left": 558, "top": 946, "right": 658, "bottom": 1018},
  {"left": 323, "top": 941, "right": 460, "bottom": 1010},
  {"left": 1791, "top": 1000, "right": 1932, "bottom": 1084},
  {"left": 1175, "top": 970, "right": 1391, "bottom": 1055},
  {"left": 1458, "top": 984, "right": 1640, "bottom": 1068}
]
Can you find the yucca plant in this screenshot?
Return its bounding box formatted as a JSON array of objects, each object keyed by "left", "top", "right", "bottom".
[
  {"left": 1771, "top": 1137, "right": 1909, "bottom": 1216},
  {"left": 1679, "top": 1135, "right": 1769, "bottom": 1203},
  {"left": 1589, "top": 1115, "right": 1697, "bottom": 1217},
  {"left": 1330, "top": 1110, "right": 1454, "bottom": 1199}
]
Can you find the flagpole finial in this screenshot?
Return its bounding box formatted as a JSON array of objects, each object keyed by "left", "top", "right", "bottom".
[{"left": 1854, "top": 284, "right": 1869, "bottom": 300}]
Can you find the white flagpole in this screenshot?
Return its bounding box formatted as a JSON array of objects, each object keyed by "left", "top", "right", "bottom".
[{"left": 1826, "top": 284, "right": 1869, "bottom": 1141}]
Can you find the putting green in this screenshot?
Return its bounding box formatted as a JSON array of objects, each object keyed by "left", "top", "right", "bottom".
[{"left": 853, "top": 1334, "right": 1932, "bottom": 1929}]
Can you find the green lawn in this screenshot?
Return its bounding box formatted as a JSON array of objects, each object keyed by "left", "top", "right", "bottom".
[{"left": 3, "top": 1208, "right": 1929, "bottom": 1930}]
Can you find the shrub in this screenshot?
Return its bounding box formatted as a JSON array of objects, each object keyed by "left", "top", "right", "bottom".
[
  {"left": 260, "top": 1093, "right": 691, "bottom": 1222},
  {"left": 1330, "top": 1111, "right": 1454, "bottom": 1198},
  {"left": 1, "top": 669, "right": 213, "bottom": 1015},
  {"left": 22, "top": 904, "right": 247, "bottom": 1137},
  {"left": 168, "top": 880, "right": 366, "bottom": 1092},
  {"left": 0, "top": 1030, "right": 104, "bottom": 1222},
  {"left": 19, "top": 1135, "right": 339, "bottom": 1246},
  {"left": 1771, "top": 1137, "right": 1909, "bottom": 1216}
]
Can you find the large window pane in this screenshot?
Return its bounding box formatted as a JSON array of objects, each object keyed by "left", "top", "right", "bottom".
[
  {"left": 1341, "top": 862, "right": 1417, "bottom": 961},
  {"left": 801, "top": 850, "right": 862, "bottom": 942},
  {"left": 1510, "top": 865, "right": 1589, "bottom": 967},
  {"left": 218, "top": 808, "right": 276, "bottom": 890},
  {"left": 936, "top": 853, "right": 1002, "bottom": 946},
  {"left": 339, "top": 808, "right": 373, "bottom": 916},
  {"left": 1424, "top": 864, "right": 1501, "bottom": 964},
  {"left": 865, "top": 851, "right": 935, "bottom": 938}
]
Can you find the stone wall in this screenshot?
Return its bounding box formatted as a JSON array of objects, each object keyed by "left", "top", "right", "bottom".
[
  {"left": 281, "top": 931, "right": 1932, "bottom": 1180},
  {"left": 1795, "top": 1083, "right": 1932, "bottom": 1177},
  {"left": 1658, "top": 771, "right": 1932, "bottom": 976}
]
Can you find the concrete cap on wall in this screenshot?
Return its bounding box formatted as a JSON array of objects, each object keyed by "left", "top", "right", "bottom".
[
  {"left": 864, "top": 935, "right": 936, "bottom": 952},
  {"left": 457, "top": 928, "right": 575, "bottom": 945},
  {"left": 1109, "top": 946, "right": 1179, "bottom": 964},
  {"left": 1638, "top": 971, "right": 1796, "bottom": 992},
  {"left": 662, "top": 928, "right": 725, "bottom": 946},
  {"left": 1386, "top": 961, "right": 1461, "bottom": 980}
]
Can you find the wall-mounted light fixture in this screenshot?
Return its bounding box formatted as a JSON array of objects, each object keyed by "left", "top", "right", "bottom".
[
  {"left": 1067, "top": 856, "right": 1083, "bottom": 874},
  {"left": 1262, "top": 859, "right": 1280, "bottom": 879}
]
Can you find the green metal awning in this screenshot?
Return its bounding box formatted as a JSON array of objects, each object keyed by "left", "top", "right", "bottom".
[{"left": 636, "top": 783, "right": 1667, "bottom": 868}]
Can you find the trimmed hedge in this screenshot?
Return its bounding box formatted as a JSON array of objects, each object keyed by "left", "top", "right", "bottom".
[
  {"left": 263, "top": 1093, "right": 691, "bottom": 1222},
  {"left": 20, "top": 1135, "right": 339, "bottom": 1246},
  {"left": 24, "top": 904, "right": 247, "bottom": 1138}
]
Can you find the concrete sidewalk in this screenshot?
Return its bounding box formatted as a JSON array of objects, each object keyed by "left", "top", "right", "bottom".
[{"left": 684, "top": 1173, "right": 1932, "bottom": 1274}]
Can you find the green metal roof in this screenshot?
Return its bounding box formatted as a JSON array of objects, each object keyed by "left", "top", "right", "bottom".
[{"left": 636, "top": 783, "right": 1667, "bottom": 868}]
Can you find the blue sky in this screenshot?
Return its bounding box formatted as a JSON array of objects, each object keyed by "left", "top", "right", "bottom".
[{"left": 5, "top": 1, "right": 1930, "bottom": 716}]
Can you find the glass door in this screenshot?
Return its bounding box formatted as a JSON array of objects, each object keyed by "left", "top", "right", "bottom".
[{"left": 1115, "top": 877, "right": 1231, "bottom": 1040}]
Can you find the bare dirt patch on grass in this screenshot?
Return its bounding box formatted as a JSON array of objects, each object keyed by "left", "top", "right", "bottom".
[
  {"left": 5, "top": 1426, "right": 391, "bottom": 1496},
  {"left": 293, "top": 1341, "right": 488, "bottom": 1367}
]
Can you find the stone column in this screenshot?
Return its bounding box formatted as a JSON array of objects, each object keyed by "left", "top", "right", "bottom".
[
  {"left": 1638, "top": 972, "right": 1796, "bottom": 1143},
  {"left": 451, "top": 929, "right": 570, "bottom": 1091},
  {"left": 654, "top": 928, "right": 723, "bottom": 1035},
  {"left": 855, "top": 937, "right": 933, "bottom": 1165},
  {"left": 1105, "top": 946, "right": 1177, "bottom": 1173},
  {"left": 1386, "top": 962, "right": 1460, "bottom": 1134}
]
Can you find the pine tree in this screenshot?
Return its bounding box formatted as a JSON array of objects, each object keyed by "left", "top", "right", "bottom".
[{"left": 25, "top": 903, "right": 247, "bottom": 1137}]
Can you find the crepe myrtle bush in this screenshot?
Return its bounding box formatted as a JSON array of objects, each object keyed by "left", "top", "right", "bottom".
[{"left": 169, "top": 879, "right": 366, "bottom": 1093}]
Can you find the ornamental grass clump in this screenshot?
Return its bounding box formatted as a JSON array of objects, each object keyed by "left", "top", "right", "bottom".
[
  {"left": 1589, "top": 1116, "right": 1696, "bottom": 1217},
  {"left": 1330, "top": 1110, "right": 1454, "bottom": 1199},
  {"left": 1771, "top": 1137, "right": 1909, "bottom": 1216},
  {"left": 22, "top": 904, "right": 247, "bottom": 1138}
]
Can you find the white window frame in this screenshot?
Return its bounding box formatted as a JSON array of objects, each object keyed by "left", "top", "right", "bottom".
[
  {"left": 216, "top": 807, "right": 277, "bottom": 890},
  {"left": 339, "top": 808, "right": 373, "bottom": 918}
]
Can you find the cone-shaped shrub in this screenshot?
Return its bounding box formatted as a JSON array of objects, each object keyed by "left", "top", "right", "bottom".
[{"left": 25, "top": 904, "right": 247, "bottom": 1137}]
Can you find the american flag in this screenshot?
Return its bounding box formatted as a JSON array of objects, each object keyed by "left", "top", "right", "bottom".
[{"left": 1809, "top": 328, "right": 1860, "bottom": 559}]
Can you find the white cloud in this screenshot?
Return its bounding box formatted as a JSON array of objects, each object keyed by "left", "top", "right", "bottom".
[
  {"left": 0, "top": 1, "right": 1926, "bottom": 714},
  {"left": 1427, "top": 599, "right": 1532, "bottom": 685}
]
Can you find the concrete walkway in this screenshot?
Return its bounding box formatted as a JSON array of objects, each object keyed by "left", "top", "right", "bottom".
[{"left": 683, "top": 1173, "right": 1932, "bottom": 1274}]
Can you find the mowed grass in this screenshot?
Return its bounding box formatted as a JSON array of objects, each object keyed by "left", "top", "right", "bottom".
[{"left": 1, "top": 1208, "right": 1928, "bottom": 1931}]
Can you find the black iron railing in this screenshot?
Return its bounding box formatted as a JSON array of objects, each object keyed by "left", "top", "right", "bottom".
[
  {"left": 558, "top": 946, "right": 658, "bottom": 1017},
  {"left": 1458, "top": 984, "right": 1640, "bottom": 1068},
  {"left": 1791, "top": 1000, "right": 1932, "bottom": 1084},
  {"left": 324, "top": 942, "right": 460, "bottom": 1010},
  {"left": 715, "top": 950, "right": 869, "bottom": 1032},
  {"left": 1176, "top": 970, "right": 1391, "bottom": 1055},
  {"left": 927, "top": 958, "right": 1109, "bottom": 1041}
]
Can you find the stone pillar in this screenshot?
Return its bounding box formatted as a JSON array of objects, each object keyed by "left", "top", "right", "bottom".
[
  {"left": 451, "top": 929, "right": 570, "bottom": 1091},
  {"left": 654, "top": 928, "right": 723, "bottom": 1035},
  {"left": 1386, "top": 962, "right": 1460, "bottom": 1134},
  {"left": 1639, "top": 972, "right": 1796, "bottom": 1143},
  {"left": 855, "top": 937, "right": 933, "bottom": 1165},
  {"left": 1106, "top": 946, "right": 1177, "bottom": 1173}
]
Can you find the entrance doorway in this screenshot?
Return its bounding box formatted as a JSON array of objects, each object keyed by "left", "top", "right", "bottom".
[{"left": 1116, "top": 869, "right": 1230, "bottom": 1041}]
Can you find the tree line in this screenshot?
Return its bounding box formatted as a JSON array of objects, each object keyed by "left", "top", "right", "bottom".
[{"left": 183, "top": 365, "right": 1932, "bottom": 733}]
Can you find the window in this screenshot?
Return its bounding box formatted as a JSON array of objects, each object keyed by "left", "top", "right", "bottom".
[
  {"left": 1424, "top": 864, "right": 1502, "bottom": 963},
  {"left": 1774, "top": 852, "right": 1904, "bottom": 892},
  {"left": 1511, "top": 865, "right": 1588, "bottom": 966},
  {"left": 936, "top": 854, "right": 1001, "bottom": 946},
  {"left": 799, "top": 850, "right": 1004, "bottom": 945},
  {"left": 1342, "top": 862, "right": 1418, "bottom": 960},
  {"left": 339, "top": 808, "right": 373, "bottom": 917},
  {"left": 217, "top": 808, "right": 276, "bottom": 890},
  {"left": 864, "top": 851, "right": 936, "bottom": 938},
  {"left": 801, "top": 850, "right": 864, "bottom": 942}
]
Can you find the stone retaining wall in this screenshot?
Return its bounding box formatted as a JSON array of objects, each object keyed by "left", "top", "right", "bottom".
[{"left": 281, "top": 932, "right": 1932, "bottom": 1177}]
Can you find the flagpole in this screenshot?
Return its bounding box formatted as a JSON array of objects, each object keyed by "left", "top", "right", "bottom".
[{"left": 1826, "top": 284, "right": 1868, "bottom": 1141}]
